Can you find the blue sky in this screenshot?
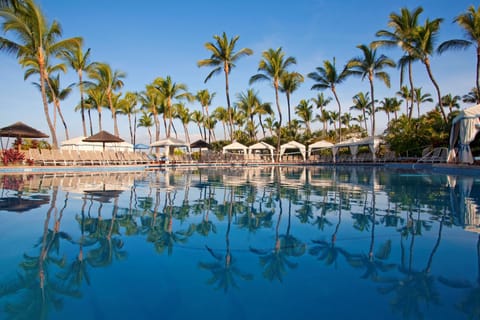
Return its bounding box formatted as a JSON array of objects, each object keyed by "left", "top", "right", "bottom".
[{"left": 0, "top": 0, "right": 478, "bottom": 144}]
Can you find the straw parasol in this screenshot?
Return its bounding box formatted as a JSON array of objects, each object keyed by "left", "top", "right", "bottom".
[
  {"left": 190, "top": 139, "right": 211, "bottom": 149},
  {"left": 83, "top": 130, "right": 124, "bottom": 151},
  {"left": 0, "top": 121, "right": 49, "bottom": 151}
]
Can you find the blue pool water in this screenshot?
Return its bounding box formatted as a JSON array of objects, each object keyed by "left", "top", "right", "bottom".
[{"left": 0, "top": 166, "right": 479, "bottom": 320}]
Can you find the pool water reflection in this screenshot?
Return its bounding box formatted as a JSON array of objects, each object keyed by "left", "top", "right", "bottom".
[{"left": 0, "top": 166, "right": 479, "bottom": 319}]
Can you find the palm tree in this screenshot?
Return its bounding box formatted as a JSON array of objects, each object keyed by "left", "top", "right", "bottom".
[
  {"left": 438, "top": 5, "right": 480, "bottom": 101},
  {"left": 195, "top": 89, "right": 216, "bottom": 142},
  {"left": 117, "top": 91, "right": 139, "bottom": 144},
  {"left": 311, "top": 92, "right": 332, "bottom": 117},
  {"left": 154, "top": 76, "right": 192, "bottom": 138},
  {"left": 374, "top": 7, "right": 424, "bottom": 122},
  {"left": 255, "top": 101, "right": 273, "bottom": 139},
  {"left": 190, "top": 110, "right": 204, "bottom": 140},
  {"left": 140, "top": 82, "right": 162, "bottom": 141},
  {"left": 348, "top": 44, "right": 395, "bottom": 136},
  {"left": 213, "top": 106, "right": 229, "bottom": 140},
  {"left": 314, "top": 108, "right": 331, "bottom": 135},
  {"left": 463, "top": 87, "right": 480, "bottom": 104},
  {"left": 137, "top": 111, "right": 153, "bottom": 144},
  {"left": 175, "top": 103, "right": 191, "bottom": 145},
  {"left": 198, "top": 32, "right": 253, "bottom": 141},
  {"left": 440, "top": 93, "right": 461, "bottom": 114},
  {"left": 279, "top": 71, "right": 304, "bottom": 126},
  {"left": 308, "top": 57, "right": 349, "bottom": 141},
  {"left": 378, "top": 97, "right": 401, "bottom": 123},
  {"left": 88, "top": 62, "right": 126, "bottom": 136},
  {"left": 413, "top": 87, "right": 433, "bottom": 118},
  {"left": 85, "top": 86, "right": 106, "bottom": 132},
  {"left": 295, "top": 99, "right": 313, "bottom": 134},
  {"left": 60, "top": 45, "right": 95, "bottom": 136},
  {"left": 34, "top": 74, "right": 74, "bottom": 140},
  {"left": 397, "top": 85, "right": 413, "bottom": 117},
  {"left": 413, "top": 17, "right": 448, "bottom": 122},
  {"left": 250, "top": 47, "right": 297, "bottom": 157},
  {"left": 0, "top": 0, "right": 82, "bottom": 148},
  {"left": 350, "top": 92, "right": 372, "bottom": 132},
  {"left": 236, "top": 89, "right": 261, "bottom": 141}
]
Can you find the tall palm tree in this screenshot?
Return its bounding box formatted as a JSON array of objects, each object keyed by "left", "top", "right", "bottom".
[
  {"left": 250, "top": 47, "right": 297, "bottom": 157},
  {"left": 308, "top": 57, "right": 349, "bottom": 141},
  {"left": 60, "top": 45, "right": 95, "bottom": 136},
  {"left": 117, "top": 91, "right": 138, "bottom": 144},
  {"left": 195, "top": 89, "right": 216, "bottom": 142},
  {"left": 378, "top": 97, "right": 402, "bottom": 123},
  {"left": 175, "top": 103, "right": 191, "bottom": 145},
  {"left": 350, "top": 92, "right": 372, "bottom": 132},
  {"left": 236, "top": 89, "right": 261, "bottom": 141},
  {"left": 438, "top": 5, "right": 480, "bottom": 101},
  {"left": 374, "top": 7, "right": 424, "bottom": 122},
  {"left": 213, "top": 106, "right": 229, "bottom": 140},
  {"left": 154, "top": 75, "right": 192, "bottom": 138},
  {"left": 137, "top": 111, "right": 153, "bottom": 144},
  {"left": 190, "top": 110, "right": 204, "bottom": 140},
  {"left": 413, "top": 17, "right": 448, "bottom": 122},
  {"left": 348, "top": 44, "right": 395, "bottom": 136},
  {"left": 397, "top": 85, "right": 413, "bottom": 117},
  {"left": 413, "top": 87, "right": 433, "bottom": 118},
  {"left": 0, "top": 0, "right": 82, "bottom": 148},
  {"left": 279, "top": 71, "right": 304, "bottom": 126},
  {"left": 34, "top": 74, "right": 74, "bottom": 140},
  {"left": 295, "top": 99, "right": 313, "bottom": 134},
  {"left": 311, "top": 92, "right": 332, "bottom": 117},
  {"left": 85, "top": 85, "right": 106, "bottom": 132},
  {"left": 140, "top": 82, "right": 163, "bottom": 141},
  {"left": 88, "top": 62, "right": 126, "bottom": 136},
  {"left": 198, "top": 32, "right": 253, "bottom": 141}
]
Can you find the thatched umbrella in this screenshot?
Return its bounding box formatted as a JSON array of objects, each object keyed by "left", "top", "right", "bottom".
[
  {"left": 83, "top": 130, "right": 124, "bottom": 151},
  {"left": 0, "top": 121, "right": 49, "bottom": 150}
]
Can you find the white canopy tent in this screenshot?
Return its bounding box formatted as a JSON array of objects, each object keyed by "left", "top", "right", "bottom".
[
  {"left": 248, "top": 141, "right": 275, "bottom": 162},
  {"left": 447, "top": 104, "right": 480, "bottom": 164},
  {"left": 307, "top": 140, "right": 334, "bottom": 158},
  {"left": 150, "top": 137, "right": 190, "bottom": 156},
  {"left": 280, "top": 141, "right": 306, "bottom": 161},
  {"left": 332, "top": 136, "right": 384, "bottom": 161},
  {"left": 61, "top": 136, "right": 133, "bottom": 152},
  {"left": 223, "top": 141, "right": 248, "bottom": 155}
]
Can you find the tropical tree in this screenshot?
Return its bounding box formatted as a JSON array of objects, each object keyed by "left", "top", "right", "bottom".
[
  {"left": 34, "top": 73, "right": 74, "bottom": 140},
  {"left": 397, "top": 85, "right": 413, "bottom": 117},
  {"left": 308, "top": 57, "right": 349, "bottom": 141},
  {"left": 154, "top": 75, "right": 192, "bottom": 138},
  {"left": 463, "top": 87, "right": 480, "bottom": 104},
  {"left": 60, "top": 45, "right": 95, "bottom": 136},
  {"left": 315, "top": 108, "right": 331, "bottom": 135},
  {"left": 175, "top": 103, "right": 191, "bottom": 145},
  {"left": 374, "top": 7, "right": 424, "bottom": 122},
  {"left": 137, "top": 111, "right": 153, "bottom": 144},
  {"left": 348, "top": 44, "right": 395, "bottom": 136},
  {"left": 85, "top": 85, "right": 106, "bottom": 132},
  {"left": 117, "top": 91, "right": 138, "bottom": 144},
  {"left": 190, "top": 110, "right": 204, "bottom": 140},
  {"left": 88, "top": 62, "right": 126, "bottom": 136},
  {"left": 438, "top": 5, "right": 480, "bottom": 101},
  {"left": 378, "top": 97, "right": 402, "bottom": 123},
  {"left": 236, "top": 89, "right": 261, "bottom": 141},
  {"left": 198, "top": 32, "right": 253, "bottom": 140},
  {"left": 440, "top": 93, "right": 461, "bottom": 114},
  {"left": 413, "top": 87, "right": 433, "bottom": 118},
  {"left": 0, "top": 0, "right": 82, "bottom": 148},
  {"left": 213, "top": 106, "right": 229, "bottom": 140},
  {"left": 195, "top": 89, "right": 216, "bottom": 142},
  {"left": 140, "top": 82, "right": 163, "bottom": 141},
  {"left": 279, "top": 71, "right": 304, "bottom": 126},
  {"left": 311, "top": 92, "right": 332, "bottom": 117},
  {"left": 350, "top": 92, "right": 372, "bottom": 132},
  {"left": 250, "top": 47, "right": 297, "bottom": 156},
  {"left": 295, "top": 99, "right": 313, "bottom": 134}
]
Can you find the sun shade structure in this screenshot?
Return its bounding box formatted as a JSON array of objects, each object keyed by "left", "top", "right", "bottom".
[
  {"left": 279, "top": 141, "right": 306, "bottom": 161},
  {"left": 62, "top": 136, "right": 132, "bottom": 151},
  {"left": 222, "top": 141, "right": 248, "bottom": 154},
  {"left": 83, "top": 130, "right": 124, "bottom": 151},
  {"left": 307, "top": 140, "right": 334, "bottom": 158},
  {"left": 190, "top": 139, "right": 211, "bottom": 149},
  {"left": 248, "top": 142, "right": 275, "bottom": 162},
  {"left": 332, "top": 136, "right": 384, "bottom": 161},
  {"left": 150, "top": 137, "right": 190, "bottom": 156},
  {"left": 447, "top": 104, "right": 480, "bottom": 164},
  {"left": 0, "top": 121, "right": 49, "bottom": 150}
]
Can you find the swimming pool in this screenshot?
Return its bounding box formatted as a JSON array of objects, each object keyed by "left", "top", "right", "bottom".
[{"left": 0, "top": 166, "right": 479, "bottom": 319}]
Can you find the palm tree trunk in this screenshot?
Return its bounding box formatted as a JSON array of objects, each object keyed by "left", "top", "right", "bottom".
[
  {"left": 55, "top": 100, "right": 69, "bottom": 140},
  {"left": 423, "top": 58, "right": 447, "bottom": 122},
  {"left": 78, "top": 71, "right": 87, "bottom": 137},
  {"left": 38, "top": 51, "right": 58, "bottom": 148},
  {"left": 223, "top": 65, "right": 234, "bottom": 141},
  {"left": 153, "top": 112, "right": 160, "bottom": 141},
  {"left": 476, "top": 47, "right": 480, "bottom": 103},
  {"left": 97, "top": 107, "right": 102, "bottom": 131},
  {"left": 408, "top": 61, "right": 415, "bottom": 120},
  {"left": 128, "top": 113, "right": 133, "bottom": 143},
  {"left": 108, "top": 93, "right": 119, "bottom": 136},
  {"left": 88, "top": 109, "right": 93, "bottom": 135},
  {"left": 274, "top": 83, "right": 282, "bottom": 162},
  {"left": 286, "top": 92, "right": 291, "bottom": 127},
  {"left": 331, "top": 86, "right": 342, "bottom": 142},
  {"left": 369, "top": 75, "right": 375, "bottom": 137}
]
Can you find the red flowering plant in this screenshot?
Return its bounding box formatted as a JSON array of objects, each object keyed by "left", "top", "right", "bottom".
[{"left": 0, "top": 148, "right": 26, "bottom": 166}]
